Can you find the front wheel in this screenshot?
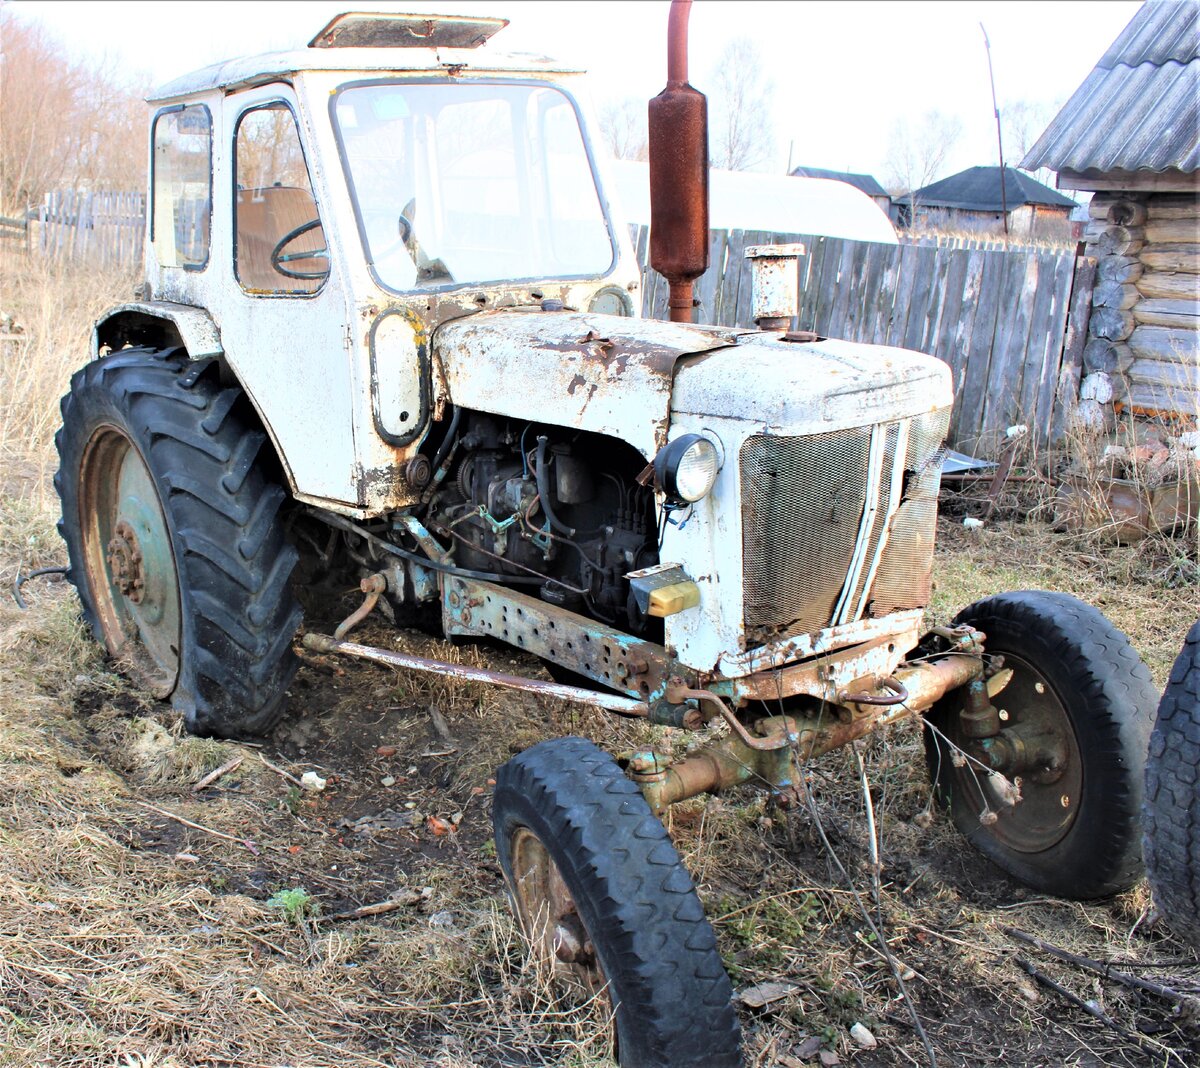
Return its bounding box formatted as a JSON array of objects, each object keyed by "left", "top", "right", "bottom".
[
  {"left": 493, "top": 737, "right": 741, "bottom": 1068},
  {"left": 926, "top": 591, "right": 1156, "bottom": 899},
  {"left": 1143, "top": 620, "right": 1200, "bottom": 949}
]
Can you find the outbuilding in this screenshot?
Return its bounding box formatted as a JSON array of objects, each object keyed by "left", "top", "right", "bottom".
[
  {"left": 1022, "top": 0, "right": 1199, "bottom": 421},
  {"left": 899, "top": 166, "right": 1078, "bottom": 239}
]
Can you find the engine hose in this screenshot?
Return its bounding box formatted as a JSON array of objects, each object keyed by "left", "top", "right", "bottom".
[
  {"left": 430, "top": 404, "right": 461, "bottom": 475},
  {"left": 313, "top": 509, "right": 544, "bottom": 587},
  {"left": 535, "top": 435, "right": 576, "bottom": 538}
]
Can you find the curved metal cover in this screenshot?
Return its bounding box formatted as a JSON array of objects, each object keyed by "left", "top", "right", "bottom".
[{"left": 310, "top": 12, "right": 508, "bottom": 50}]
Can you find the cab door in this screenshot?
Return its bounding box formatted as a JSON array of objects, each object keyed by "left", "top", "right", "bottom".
[{"left": 214, "top": 84, "right": 360, "bottom": 510}]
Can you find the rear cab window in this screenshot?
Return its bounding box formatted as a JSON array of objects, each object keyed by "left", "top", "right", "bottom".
[{"left": 151, "top": 104, "right": 212, "bottom": 270}]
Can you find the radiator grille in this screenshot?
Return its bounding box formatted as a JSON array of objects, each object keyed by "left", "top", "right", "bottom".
[{"left": 739, "top": 409, "right": 950, "bottom": 647}]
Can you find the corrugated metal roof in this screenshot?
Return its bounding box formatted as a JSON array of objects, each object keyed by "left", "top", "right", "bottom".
[
  {"left": 1099, "top": 0, "right": 1199, "bottom": 67},
  {"left": 1022, "top": 0, "right": 1200, "bottom": 174},
  {"left": 911, "top": 166, "right": 1077, "bottom": 212}
]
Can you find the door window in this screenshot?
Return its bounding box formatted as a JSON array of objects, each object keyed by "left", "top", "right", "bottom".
[{"left": 234, "top": 103, "right": 328, "bottom": 294}]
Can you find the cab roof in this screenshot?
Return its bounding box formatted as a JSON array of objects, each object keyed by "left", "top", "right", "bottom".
[{"left": 149, "top": 10, "right": 580, "bottom": 103}]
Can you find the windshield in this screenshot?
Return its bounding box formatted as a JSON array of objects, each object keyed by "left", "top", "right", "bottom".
[{"left": 333, "top": 81, "right": 615, "bottom": 290}]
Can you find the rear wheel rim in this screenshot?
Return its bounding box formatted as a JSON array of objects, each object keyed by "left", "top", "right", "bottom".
[
  {"left": 508, "top": 827, "right": 611, "bottom": 1003},
  {"left": 79, "top": 424, "right": 181, "bottom": 697},
  {"left": 947, "top": 651, "right": 1082, "bottom": 853}
]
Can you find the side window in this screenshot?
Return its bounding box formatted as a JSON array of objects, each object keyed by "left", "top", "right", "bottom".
[
  {"left": 152, "top": 105, "right": 212, "bottom": 269},
  {"left": 234, "top": 103, "right": 328, "bottom": 294}
]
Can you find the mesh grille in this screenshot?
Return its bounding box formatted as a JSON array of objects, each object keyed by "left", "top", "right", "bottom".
[
  {"left": 739, "top": 409, "right": 950, "bottom": 648},
  {"left": 740, "top": 429, "right": 871, "bottom": 645}
]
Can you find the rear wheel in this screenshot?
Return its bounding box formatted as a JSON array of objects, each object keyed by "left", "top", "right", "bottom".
[
  {"left": 493, "top": 736, "right": 741, "bottom": 1068},
  {"left": 1143, "top": 620, "right": 1200, "bottom": 949},
  {"left": 55, "top": 348, "right": 302, "bottom": 736},
  {"left": 926, "top": 591, "right": 1156, "bottom": 899}
]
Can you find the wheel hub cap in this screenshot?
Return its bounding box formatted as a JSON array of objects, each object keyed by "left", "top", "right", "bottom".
[{"left": 107, "top": 520, "right": 145, "bottom": 603}]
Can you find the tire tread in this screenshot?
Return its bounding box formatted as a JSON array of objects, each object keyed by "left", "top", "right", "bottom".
[
  {"left": 494, "top": 737, "right": 740, "bottom": 1068},
  {"left": 56, "top": 347, "right": 299, "bottom": 736}
]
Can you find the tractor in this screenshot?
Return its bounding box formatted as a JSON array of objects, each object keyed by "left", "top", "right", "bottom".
[{"left": 55, "top": 7, "right": 1158, "bottom": 1065}]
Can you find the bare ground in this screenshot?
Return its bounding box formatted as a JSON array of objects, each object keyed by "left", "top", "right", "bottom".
[{"left": 2, "top": 254, "right": 1198, "bottom": 1067}]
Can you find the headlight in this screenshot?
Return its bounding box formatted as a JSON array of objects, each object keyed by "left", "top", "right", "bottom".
[{"left": 654, "top": 433, "right": 721, "bottom": 504}]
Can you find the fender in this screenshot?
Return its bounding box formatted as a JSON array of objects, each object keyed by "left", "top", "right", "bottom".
[{"left": 92, "top": 301, "right": 223, "bottom": 362}]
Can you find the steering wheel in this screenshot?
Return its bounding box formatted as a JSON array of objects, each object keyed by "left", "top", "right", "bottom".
[{"left": 270, "top": 218, "right": 330, "bottom": 281}]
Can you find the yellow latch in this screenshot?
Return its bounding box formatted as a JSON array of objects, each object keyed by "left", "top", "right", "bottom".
[{"left": 647, "top": 581, "right": 701, "bottom": 617}]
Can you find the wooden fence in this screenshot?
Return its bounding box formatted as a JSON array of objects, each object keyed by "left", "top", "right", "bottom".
[
  {"left": 34, "top": 190, "right": 146, "bottom": 267},
  {"left": 632, "top": 226, "right": 1095, "bottom": 457}
]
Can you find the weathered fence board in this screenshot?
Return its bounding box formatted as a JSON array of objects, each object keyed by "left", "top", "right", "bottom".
[
  {"left": 632, "top": 224, "right": 1094, "bottom": 456},
  {"left": 33, "top": 190, "right": 146, "bottom": 268}
]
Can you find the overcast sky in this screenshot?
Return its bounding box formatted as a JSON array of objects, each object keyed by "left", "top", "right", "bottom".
[{"left": 8, "top": 0, "right": 1142, "bottom": 181}]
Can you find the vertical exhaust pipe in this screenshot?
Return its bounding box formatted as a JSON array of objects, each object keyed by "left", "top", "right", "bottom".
[{"left": 648, "top": 0, "right": 709, "bottom": 323}]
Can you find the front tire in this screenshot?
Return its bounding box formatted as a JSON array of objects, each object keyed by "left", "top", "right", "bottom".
[
  {"left": 493, "top": 737, "right": 741, "bottom": 1068},
  {"left": 926, "top": 591, "right": 1156, "bottom": 899},
  {"left": 1143, "top": 620, "right": 1200, "bottom": 949},
  {"left": 55, "top": 348, "right": 302, "bottom": 736}
]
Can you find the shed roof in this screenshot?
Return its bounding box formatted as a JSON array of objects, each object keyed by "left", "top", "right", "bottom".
[
  {"left": 610, "top": 161, "right": 897, "bottom": 244},
  {"left": 789, "top": 167, "right": 888, "bottom": 199},
  {"left": 910, "top": 167, "right": 1077, "bottom": 212},
  {"left": 1021, "top": 0, "right": 1200, "bottom": 175}
]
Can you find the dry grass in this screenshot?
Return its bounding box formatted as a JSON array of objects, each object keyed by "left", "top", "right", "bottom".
[
  {"left": 1, "top": 249, "right": 1197, "bottom": 1067},
  {"left": 0, "top": 252, "right": 139, "bottom": 504}
]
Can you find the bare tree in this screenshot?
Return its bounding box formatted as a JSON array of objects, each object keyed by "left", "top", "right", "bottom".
[
  {"left": 705, "top": 37, "right": 775, "bottom": 172},
  {"left": 0, "top": 9, "right": 147, "bottom": 214},
  {"left": 883, "top": 110, "right": 965, "bottom": 197},
  {"left": 1003, "top": 97, "right": 1062, "bottom": 188},
  {"left": 597, "top": 96, "right": 648, "bottom": 161}
]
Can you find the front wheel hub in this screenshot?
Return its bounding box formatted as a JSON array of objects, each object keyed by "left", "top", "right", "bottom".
[{"left": 106, "top": 519, "right": 145, "bottom": 603}]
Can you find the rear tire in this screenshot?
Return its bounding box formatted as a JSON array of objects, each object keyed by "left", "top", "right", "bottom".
[
  {"left": 926, "top": 591, "right": 1156, "bottom": 899},
  {"left": 493, "top": 737, "right": 741, "bottom": 1068},
  {"left": 1143, "top": 620, "right": 1200, "bottom": 949},
  {"left": 55, "top": 348, "right": 302, "bottom": 737}
]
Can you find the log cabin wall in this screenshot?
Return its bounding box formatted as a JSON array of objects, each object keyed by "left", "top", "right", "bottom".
[{"left": 1081, "top": 191, "right": 1200, "bottom": 427}]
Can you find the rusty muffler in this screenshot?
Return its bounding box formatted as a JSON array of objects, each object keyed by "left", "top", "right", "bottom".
[{"left": 648, "top": 0, "right": 709, "bottom": 323}]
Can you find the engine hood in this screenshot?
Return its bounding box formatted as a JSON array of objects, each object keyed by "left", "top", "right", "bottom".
[
  {"left": 434, "top": 310, "right": 953, "bottom": 458},
  {"left": 433, "top": 309, "right": 741, "bottom": 458},
  {"left": 672, "top": 332, "right": 954, "bottom": 435}
]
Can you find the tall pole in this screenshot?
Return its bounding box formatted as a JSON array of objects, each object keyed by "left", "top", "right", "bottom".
[{"left": 980, "top": 23, "right": 1009, "bottom": 235}]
